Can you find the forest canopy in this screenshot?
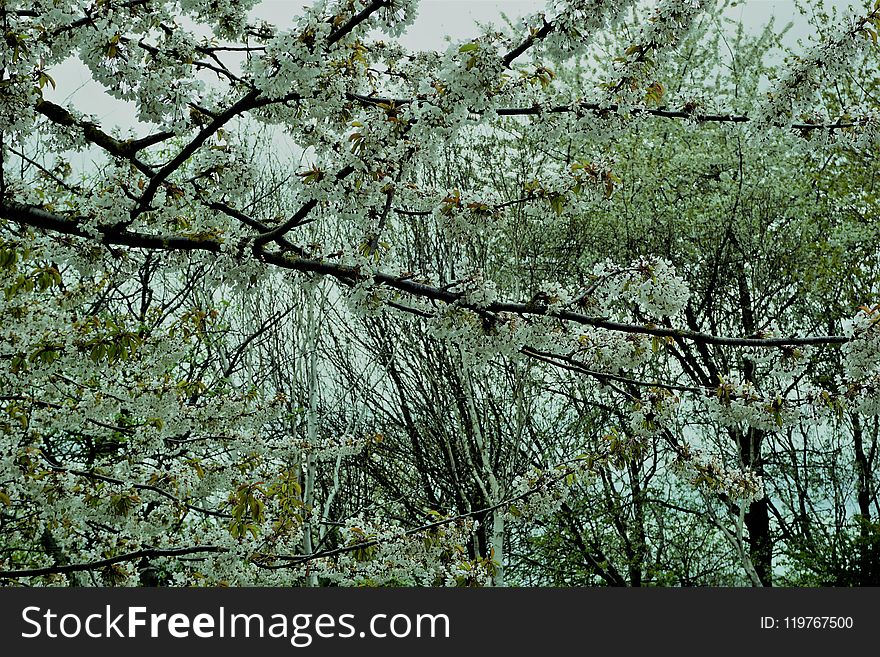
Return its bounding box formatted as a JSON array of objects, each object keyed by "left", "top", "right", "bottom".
[{"left": 1, "top": 0, "right": 880, "bottom": 586}]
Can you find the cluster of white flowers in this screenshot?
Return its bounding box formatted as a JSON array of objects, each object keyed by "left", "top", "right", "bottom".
[
  {"left": 0, "top": 78, "right": 40, "bottom": 138},
  {"left": 841, "top": 304, "right": 880, "bottom": 415},
  {"left": 533, "top": 0, "right": 634, "bottom": 61},
  {"left": 755, "top": 7, "right": 874, "bottom": 128},
  {"left": 345, "top": 280, "right": 389, "bottom": 318},
  {"left": 455, "top": 272, "right": 499, "bottom": 308},
  {"left": 702, "top": 378, "right": 805, "bottom": 430},
  {"left": 605, "top": 0, "right": 707, "bottom": 105},
  {"left": 432, "top": 188, "right": 502, "bottom": 241},
  {"left": 180, "top": 0, "right": 259, "bottom": 38},
  {"left": 249, "top": 22, "right": 333, "bottom": 101},
  {"left": 625, "top": 387, "right": 680, "bottom": 437},
  {"left": 573, "top": 329, "right": 653, "bottom": 374},
  {"left": 136, "top": 31, "right": 204, "bottom": 132},
  {"left": 446, "top": 41, "right": 504, "bottom": 112},
  {"left": 368, "top": 0, "right": 420, "bottom": 38},
  {"left": 503, "top": 464, "right": 586, "bottom": 523},
  {"left": 316, "top": 515, "right": 487, "bottom": 587},
  {"left": 589, "top": 256, "right": 691, "bottom": 318},
  {"left": 843, "top": 110, "right": 880, "bottom": 151},
  {"left": 673, "top": 448, "right": 765, "bottom": 506},
  {"left": 426, "top": 306, "right": 526, "bottom": 366}
]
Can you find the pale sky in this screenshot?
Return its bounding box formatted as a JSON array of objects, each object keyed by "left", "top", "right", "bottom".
[
  {"left": 43, "top": 1, "right": 858, "bottom": 139},
  {"left": 248, "top": 0, "right": 851, "bottom": 51}
]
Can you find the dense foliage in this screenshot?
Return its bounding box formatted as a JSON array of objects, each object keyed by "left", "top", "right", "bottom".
[{"left": 1, "top": 0, "right": 879, "bottom": 586}]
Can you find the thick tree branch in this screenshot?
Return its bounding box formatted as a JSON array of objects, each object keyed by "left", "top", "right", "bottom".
[
  {"left": 502, "top": 19, "right": 555, "bottom": 67},
  {"left": 327, "top": 0, "right": 389, "bottom": 46},
  {"left": 0, "top": 200, "right": 222, "bottom": 252},
  {"left": 35, "top": 100, "right": 161, "bottom": 177},
  {"left": 346, "top": 92, "right": 865, "bottom": 131},
  {"left": 0, "top": 200, "right": 851, "bottom": 349},
  {"left": 134, "top": 89, "right": 262, "bottom": 217}
]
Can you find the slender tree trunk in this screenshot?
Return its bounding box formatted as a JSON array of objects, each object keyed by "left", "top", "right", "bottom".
[
  {"left": 461, "top": 359, "right": 504, "bottom": 585},
  {"left": 851, "top": 413, "right": 878, "bottom": 584},
  {"left": 738, "top": 427, "right": 772, "bottom": 586},
  {"left": 735, "top": 267, "right": 773, "bottom": 586},
  {"left": 490, "top": 509, "right": 505, "bottom": 587},
  {"left": 628, "top": 459, "right": 646, "bottom": 587},
  {"left": 302, "top": 284, "right": 321, "bottom": 587}
]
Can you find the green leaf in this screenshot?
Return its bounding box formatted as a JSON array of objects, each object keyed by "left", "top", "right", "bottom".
[{"left": 38, "top": 71, "right": 56, "bottom": 90}]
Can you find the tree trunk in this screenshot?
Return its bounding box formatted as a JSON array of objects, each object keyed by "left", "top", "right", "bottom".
[
  {"left": 738, "top": 427, "right": 772, "bottom": 585},
  {"left": 851, "top": 413, "right": 879, "bottom": 585}
]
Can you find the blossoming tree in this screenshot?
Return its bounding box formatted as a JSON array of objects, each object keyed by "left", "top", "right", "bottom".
[{"left": 1, "top": 0, "right": 879, "bottom": 585}]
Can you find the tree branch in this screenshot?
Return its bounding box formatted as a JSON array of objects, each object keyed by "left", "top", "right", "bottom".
[
  {"left": 47, "top": 464, "right": 231, "bottom": 519},
  {"left": 253, "top": 166, "right": 355, "bottom": 247},
  {"left": 0, "top": 546, "right": 224, "bottom": 579},
  {"left": 502, "top": 19, "right": 555, "bottom": 67},
  {"left": 0, "top": 200, "right": 851, "bottom": 349},
  {"left": 260, "top": 461, "right": 585, "bottom": 568},
  {"left": 35, "top": 100, "right": 160, "bottom": 177},
  {"left": 327, "top": 0, "right": 389, "bottom": 46},
  {"left": 346, "top": 92, "right": 865, "bottom": 131}
]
